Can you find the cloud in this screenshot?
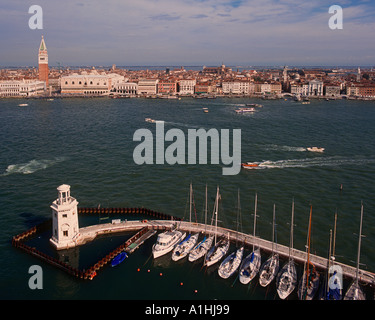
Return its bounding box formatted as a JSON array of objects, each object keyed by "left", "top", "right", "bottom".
[{"left": 1, "top": 0, "right": 375, "bottom": 66}]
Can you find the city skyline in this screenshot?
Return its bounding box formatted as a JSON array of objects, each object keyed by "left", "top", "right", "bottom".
[{"left": 1, "top": 0, "right": 375, "bottom": 67}]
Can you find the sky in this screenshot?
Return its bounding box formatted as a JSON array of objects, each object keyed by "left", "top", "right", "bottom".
[{"left": 1, "top": 0, "right": 375, "bottom": 67}]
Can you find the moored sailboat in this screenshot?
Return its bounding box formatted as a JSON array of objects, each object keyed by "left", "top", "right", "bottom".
[
  {"left": 188, "top": 184, "right": 214, "bottom": 262},
  {"left": 297, "top": 205, "right": 320, "bottom": 300},
  {"left": 259, "top": 204, "right": 279, "bottom": 287},
  {"left": 172, "top": 183, "right": 199, "bottom": 261},
  {"left": 239, "top": 193, "right": 261, "bottom": 285},
  {"left": 344, "top": 202, "right": 366, "bottom": 300},
  {"left": 204, "top": 187, "right": 229, "bottom": 267},
  {"left": 276, "top": 200, "right": 298, "bottom": 299}
]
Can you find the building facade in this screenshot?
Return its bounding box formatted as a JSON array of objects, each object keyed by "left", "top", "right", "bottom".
[
  {"left": 308, "top": 79, "right": 324, "bottom": 96},
  {"left": 178, "top": 79, "right": 196, "bottom": 95},
  {"left": 0, "top": 80, "right": 45, "bottom": 97},
  {"left": 60, "top": 72, "right": 124, "bottom": 95},
  {"left": 115, "top": 81, "right": 138, "bottom": 95},
  {"left": 137, "top": 79, "right": 159, "bottom": 95}
]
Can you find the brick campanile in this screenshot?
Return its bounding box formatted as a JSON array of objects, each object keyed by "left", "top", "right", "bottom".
[{"left": 38, "top": 36, "right": 49, "bottom": 87}]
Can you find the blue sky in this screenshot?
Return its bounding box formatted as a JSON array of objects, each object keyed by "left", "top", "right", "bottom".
[{"left": 1, "top": 0, "right": 375, "bottom": 66}]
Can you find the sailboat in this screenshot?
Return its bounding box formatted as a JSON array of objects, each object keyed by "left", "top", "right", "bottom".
[
  {"left": 320, "top": 211, "right": 342, "bottom": 300},
  {"left": 218, "top": 190, "right": 244, "bottom": 279},
  {"left": 259, "top": 204, "right": 279, "bottom": 287},
  {"left": 239, "top": 193, "right": 261, "bottom": 285},
  {"left": 188, "top": 184, "right": 214, "bottom": 262},
  {"left": 276, "top": 200, "right": 298, "bottom": 299},
  {"left": 204, "top": 187, "right": 230, "bottom": 267},
  {"left": 297, "top": 205, "right": 320, "bottom": 300},
  {"left": 344, "top": 202, "right": 366, "bottom": 300},
  {"left": 172, "top": 183, "right": 199, "bottom": 261}
]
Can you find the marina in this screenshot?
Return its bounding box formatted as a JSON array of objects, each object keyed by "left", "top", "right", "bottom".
[{"left": 12, "top": 203, "right": 375, "bottom": 290}]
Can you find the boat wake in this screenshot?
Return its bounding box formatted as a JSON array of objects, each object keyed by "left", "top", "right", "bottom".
[
  {"left": 253, "top": 156, "right": 375, "bottom": 170},
  {"left": 263, "top": 144, "right": 307, "bottom": 152},
  {"left": 2, "top": 157, "right": 68, "bottom": 176}
]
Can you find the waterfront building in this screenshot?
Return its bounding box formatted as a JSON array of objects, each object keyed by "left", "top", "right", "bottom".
[
  {"left": 38, "top": 36, "right": 49, "bottom": 87},
  {"left": 347, "top": 83, "right": 375, "bottom": 97},
  {"left": 261, "top": 82, "right": 282, "bottom": 95},
  {"left": 60, "top": 72, "right": 124, "bottom": 95},
  {"left": 50, "top": 185, "right": 79, "bottom": 250},
  {"left": 178, "top": 79, "right": 196, "bottom": 95},
  {"left": 158, "top": 79, "right": 177, "bottom": 95},
  {"left": 222, "top": 81, "right": 251, "bottom": 94},
  {"left": 324, "top": 84, "right": 341, "bottom": 97},
  {"left": 308, "top": 79, "right": 324, "bottom": 96},
  {"left": 0, "top": 79, "right": 45, "bottom": 97},
  {"left": 115, "top": 81, "right": 138, "bottom": 95},
  {"left": 195, "top": 82, "right": 212, "bottom": 94},
  {"left": 291, "top": 83, "right": 309, "bottom": 96},
  {"left": 137, "top": 79, "right": 159, "bottom": 95}
]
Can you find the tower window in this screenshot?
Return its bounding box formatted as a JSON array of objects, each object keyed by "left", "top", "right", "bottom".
[{"left": 63, "top": 231, "right": 68, "bottom": 237}]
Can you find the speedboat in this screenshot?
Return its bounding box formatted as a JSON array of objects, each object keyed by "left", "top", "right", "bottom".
[
  {"left": 111, "top": 252, "right": 128, "bottom": 267},
  {"left": 172, "top": 233, "right": 199, "bottom": 261},
  {"left": 241, "top": 162, "right": 259, "bottom": 169},
  {"left": 18, "top": 103, "right": 28, "bottom": 107},
  {"left": 145, "top": 118, "right": 156, "bottom": 123},
  {"left": 307, "top": 147, "right": 325, "bottom": 153},
  {"left": 152, "top": 229, "right": 186, "bottom": 258}
]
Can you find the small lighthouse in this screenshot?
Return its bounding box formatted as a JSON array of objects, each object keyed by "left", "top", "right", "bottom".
[{"left": 50, "top": 185, "right": 79, "bottom": 250}]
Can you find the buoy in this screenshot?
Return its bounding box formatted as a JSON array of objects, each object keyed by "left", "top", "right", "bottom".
[
  {"left": 148, "top": 269, "right": 151, "bottom": 273},
  {"left": 194, "top": 289, "right": 198, "bottom": 293},
  {"left": 159, "top": 272, "right": 163, "bottom": 276},
  {"left": 180, "top": 282, "right": 184, "bottom": 286},
  {"left": 137, "top": 268, "right": 140, "bottom": 272}
]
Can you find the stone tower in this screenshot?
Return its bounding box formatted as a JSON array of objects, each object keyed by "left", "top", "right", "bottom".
[
  {"left": 50, "top": 185, "right": 79, "bottom": 250},
  {"left": 38, "top": 35, "right": 49, "bottom": 87}
]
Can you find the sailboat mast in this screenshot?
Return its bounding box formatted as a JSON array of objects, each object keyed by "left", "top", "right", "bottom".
[
  {"left": 306, "top": 205, "right": 313, "bottom": 283},
  {"left": 332, "top": 211, "right": 337, "bottom": 260},
  {"left": 204, "top": 184, "right": 207, "bottom": 233},
  {"left": 189, "top": 183, "right": 192, "bottom": 224},
  {"left": 355, "top": 202, "right": 364, "bottom": 285},
  {"left": 289, "top": 199, "right": 295, "bottom": 259},
  {"left": 272, "top": 204, "right": 275, "bottom": 253},
  {"left": 253, "top": 193, "right": 258, "bottom": 250},
  {"left": 214, "top": 186, "right": 219, "bottom": 246}
]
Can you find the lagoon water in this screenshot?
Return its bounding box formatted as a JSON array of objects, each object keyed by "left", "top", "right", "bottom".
[{"left": 1, "top": 96, "right": 375, "bottom": 299}]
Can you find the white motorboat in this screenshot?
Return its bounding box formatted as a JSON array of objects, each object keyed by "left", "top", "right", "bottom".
[
  {"left": 235, "top": 107, "right": 256, "bottom": 114},
  {"left": 18, "top": 103, "right": 28, "bottom": 107},
  {"left": 152, "top": 229, "right": 186, "bottom": 259},
  {"left": 218, "top": 246, "right": 244, "bottom": 279},
  {"left": 307, "top": 147, "right": 325, "bottom": 153},
  {"left": 172, "top": 232, "right": 199, "bottom": 261}
]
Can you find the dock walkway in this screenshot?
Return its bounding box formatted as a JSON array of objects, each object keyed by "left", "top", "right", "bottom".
[{"left": 75, "top": 219, "right": 375, "bottom": 285}]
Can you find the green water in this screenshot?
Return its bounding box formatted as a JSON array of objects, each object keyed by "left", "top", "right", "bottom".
[{"left": 1, "top": 97, "right": 374, "bottom": 299}]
